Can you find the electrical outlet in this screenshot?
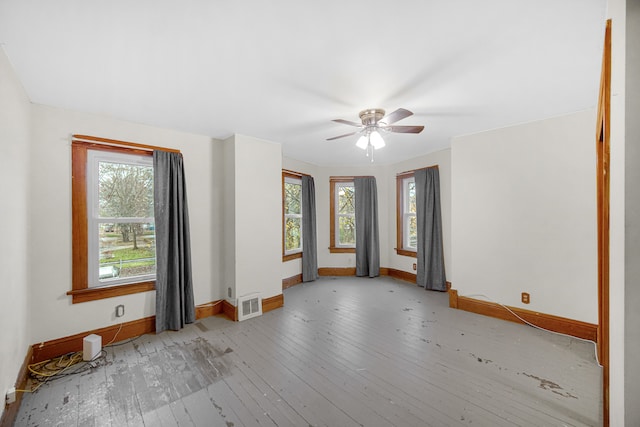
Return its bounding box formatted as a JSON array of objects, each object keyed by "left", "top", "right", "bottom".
[
  {"left": 412, "top": 263, "right": 417, "bottom": 271},
  {"left": 521, "top": 292, "right": 530, "bottom": 304},
  {"left": 115, "top": 304, "right": 125, "bottom": 317},
  {"left": 6, "top": 387, "right": 16, "bottom": 404}
]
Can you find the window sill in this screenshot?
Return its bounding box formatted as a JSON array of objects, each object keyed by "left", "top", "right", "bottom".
[
  {"left": 329, "top": 247, "right": 355, "bottom": 254},
  {"left": 283, "top": 252, "right": 303, "bottom": 262},
  {"left": 396, "top": 248, "right": 417, "bottom": 258},
  {"left": 67, "top": 281, "right": 155, "bottom": 303}
]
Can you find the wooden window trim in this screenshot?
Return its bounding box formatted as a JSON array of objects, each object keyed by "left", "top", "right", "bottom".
[
  {"left": 595, "top": 19, "right": 611, "bottom": 427},
  {"left": 68, "top": 135, "right": 178, "bottom": 303},
  {"left": 329, "top": 177, "right": 356, "bottom": 253},
  {"left": 282, "top": 170, "right": 303, "bottom": 261}
]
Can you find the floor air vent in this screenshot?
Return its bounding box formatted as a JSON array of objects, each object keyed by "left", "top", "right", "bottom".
[{"left": 237, "top": 293, "right": 262, "bottom": 321}]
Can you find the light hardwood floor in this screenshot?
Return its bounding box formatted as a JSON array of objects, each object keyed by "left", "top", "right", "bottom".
[{"left": 14, "top": 277, "right": 602, "bottom": 426}]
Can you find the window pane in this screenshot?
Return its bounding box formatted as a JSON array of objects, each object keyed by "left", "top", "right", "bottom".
[
  {"left": 99, "top": 161, "right": 154, "bottom": 218},
  {"left": 284, "top": 182, "right": 301, "bottom": 215},
  {"left": 338, "top": 185, "right": 355, "bottom": 214},
  {"left": 285, "top": 217, "right": 301, "bottom": 251},
  {"left": 408, "top": 182, "right": 416, "bottom": 213},
  {"left": 408, "top": 215, "right": 417, "bottom": 248},
  {"left": 98, "top": 222, "right": 156, "bottom": 284},
  {"left": 339, "top": 215, "right": 355, "bottom": 245}
]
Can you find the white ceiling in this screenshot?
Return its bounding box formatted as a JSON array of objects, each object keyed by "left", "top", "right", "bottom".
[{"left": 0, "top": 0, "right": 607, "bottom": 166}]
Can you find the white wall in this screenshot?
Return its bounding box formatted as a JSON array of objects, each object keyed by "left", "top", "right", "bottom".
[
  {"left": 451, "top": 110, "right": 598, "bottom": 323},
  {"left": 0, "top": 47, "right": 31, "bottom": 417},
  {"left": 28, "top": 104, "right": 223, "bottom": 344},
  {"left": 227, "top": 135, "right": 282, "bottom": 301},
  {"left": 387, "top": 149, "right": 452, "bottom": 276}
]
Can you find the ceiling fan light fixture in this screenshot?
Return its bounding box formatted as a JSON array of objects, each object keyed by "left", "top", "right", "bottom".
[
  {"left": 356, "top": 134, "right": 369, "bottom": 150},
  {"left": 370, "top": 130, "right": 385, "bottom": 149}
]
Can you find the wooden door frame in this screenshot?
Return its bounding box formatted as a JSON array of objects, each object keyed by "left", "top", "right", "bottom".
[{"left": 596, "top": 18, "right": 611, "bottom": 427}]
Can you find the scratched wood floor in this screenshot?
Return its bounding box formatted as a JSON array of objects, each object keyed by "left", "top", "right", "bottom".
[{"left": 14, "top": 276, "right": 602, "bottom": 426}]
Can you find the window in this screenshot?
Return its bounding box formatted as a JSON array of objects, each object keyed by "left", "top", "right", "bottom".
[
  {"left": 330, "top": 178, "right": 356, "bottom": 253},
  {"left": 396, "top": 171, "right": 417, "bottom": 257},
  {"left": 88, "top": 150, "right": 156, "bottom": 288},
  {"left": 69, "top": 137, "right": 172, "bottom": 303},
  {"left": 283, "top": 174, "right": 303, "bottom": 259}
]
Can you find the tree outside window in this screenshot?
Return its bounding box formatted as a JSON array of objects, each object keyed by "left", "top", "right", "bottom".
[
  {"left": 396, "top": 171, "right": 417, "bottom": 257},
  {"left": 404, "top": 177, "right": 417, "bottom": 250},
  {"left": 86, "top": 149, "right": 156, "bottom": 288},
  {"left": 330, "top": 178, "right": 356, "bottom": 253},
  {"left": 337, "top": 183, "right": 355, "bottom": 246},
  {"left": 284, "top": 177, "right": 302, "bottom": 255}
]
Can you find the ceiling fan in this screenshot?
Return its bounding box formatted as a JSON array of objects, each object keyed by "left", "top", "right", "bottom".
[{"left": 327, "top": 108, "right": 424, "bottom": 160}]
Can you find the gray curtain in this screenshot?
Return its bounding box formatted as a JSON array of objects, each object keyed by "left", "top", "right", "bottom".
[
  {"left": 301, "top": 175, "right": 318, "bottom": 282},
  {"left": 415, "top": 167, "right": 447, "bottom": 291},
  {"left": 354, "top": 177, "right": 380, "bottom": 278},
  {"left": 153, "top": 150, "right": 195, "bottom": 333}
]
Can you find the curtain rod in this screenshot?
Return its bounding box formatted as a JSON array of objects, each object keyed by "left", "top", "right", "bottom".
[
  {"left": 72, "top": 134, "right": 181, "bottom": 154},
  {"left": 396, "top": 165, "right": 439, "bottom": 176}
]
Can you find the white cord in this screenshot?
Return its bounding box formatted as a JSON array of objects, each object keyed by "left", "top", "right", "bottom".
[{"left": 464, "top": 293, "right": 603, "bottom": 368}]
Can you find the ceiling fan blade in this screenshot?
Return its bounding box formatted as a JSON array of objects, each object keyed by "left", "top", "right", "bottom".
[
  {"left": 380, "top": 108, "right": 413, "bottom": 125},
  {"left": 332, "top": 119, "right": 362, "bottom": 127},
  {"left": 386, "top": 125, "right": 425, "bottom": 134},
  {"left": 326, "top": 131, "right": 360, "bottom": 141}
]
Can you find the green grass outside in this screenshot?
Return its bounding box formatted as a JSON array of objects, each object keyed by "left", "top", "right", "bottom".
[{"left": 100, "top": 247, "right": 155, "bottom": 267}]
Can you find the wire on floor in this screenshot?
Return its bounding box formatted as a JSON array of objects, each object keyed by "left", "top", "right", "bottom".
[
  {"left": 464, "top": 293, "right": 604, "bottom": 368},
  {"left": 16, "top": 349, "right": 108, "bottom": 394}
]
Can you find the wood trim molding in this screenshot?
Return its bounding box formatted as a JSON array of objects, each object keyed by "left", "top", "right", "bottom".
[
  {"left": 0, "top": 346, "right": 32, "bottom": 427},
  {"left": 67, "top": 281, "right": 155, "bottom": 304},
  {"left": 70, "top": 141, "right": 157, "bottom": 304},
  {"left": 72, "top": 134, "right": 180, "bottom": 153},
  {"left": 220, "top": 294, "right": 285, "bottom": 322},
  {"left": 283, "top": 252, "right": 302, "bottom": 262},
  {"left": 195, "top": 300, "right": 223, "bottom": 319},
  {"left": 596, "top": 19, "right": 611, "bottom": 427},
  {"left": 318, "top": 267, "right": 356, "bottom": 276},
  {"left": 222, "top": 300, "right": 237, "bottom": 322},
  {"left": 29, "top": 300, "right": 230, "bottom": 364},
  {"left": 283, "top": 274, "right": 303, "bottom": 289},
  {"left": 396, "top": 248, "right": 417, "bottom": 258},
  {"left": 449, "top": 289, "right": 459, "bottom": 309},
  {"left": 263, "top": 294, "right": 284, "bottom": 313},
  {"left": 31, "top": 316, "right": 156, "bottom": 364},
  {"left": 448, "top": 289, "right": 598, "bottom": 342},
  {"left": 328, "top": 247, "right": 355, "bottom": 254},
  {"left": 387, "top": 268, "right": 417, "bottom": 283}
]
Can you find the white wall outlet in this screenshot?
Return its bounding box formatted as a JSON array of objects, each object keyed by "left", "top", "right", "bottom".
[
  {"left": 115, "top": 304, "right": 125, "bottom": 317},
  {"left": 6, "top": 387, "right": 16, "bottom": 404}
]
